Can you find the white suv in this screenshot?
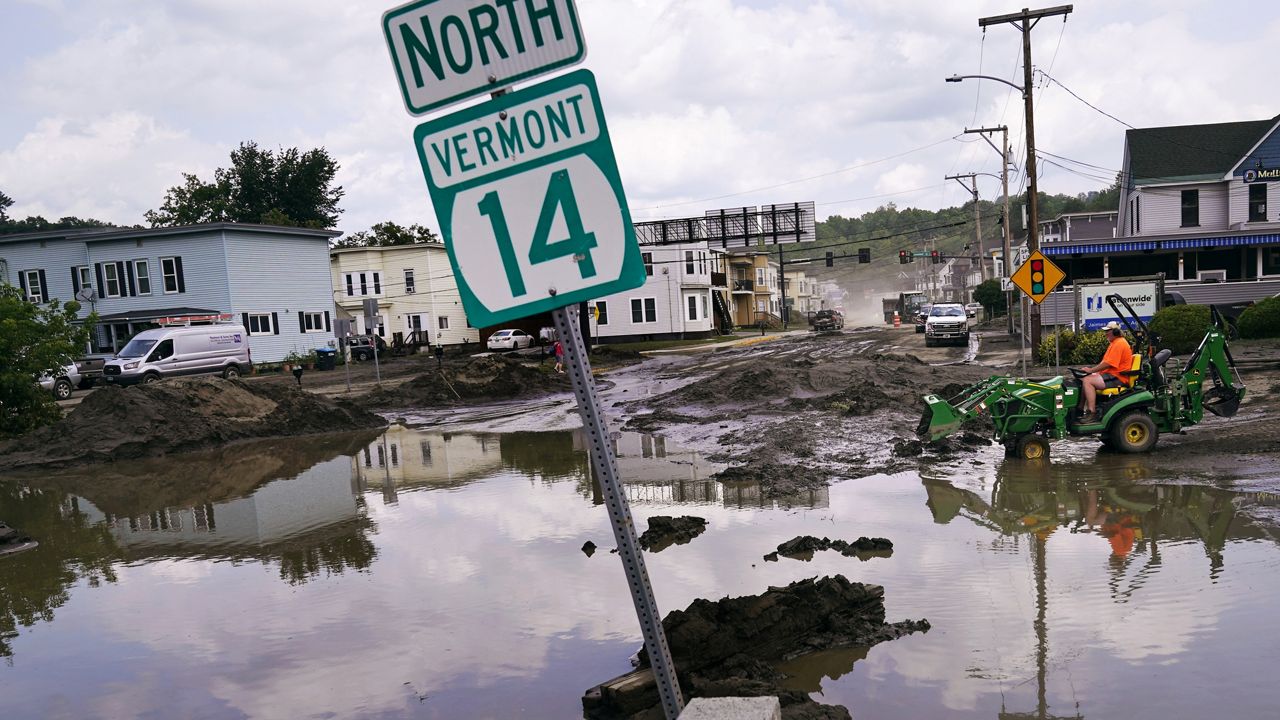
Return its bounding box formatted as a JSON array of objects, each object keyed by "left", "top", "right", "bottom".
[{"left": 924, "top": 304, "right": 969, "bottom": 347}]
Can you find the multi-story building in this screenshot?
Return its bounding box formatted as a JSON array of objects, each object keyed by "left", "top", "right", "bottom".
[
  {"left": 587, "top": 242, "right": 730, "bottom": 341},
  {"left": 1039, "top": 211, "right": 1119, "bottom": 245},
  {"left": 784, "top": 270, "right": 818, "bottom": 317},
  {"left": 329, "top": 242, "right": 480, "bottom": 348},
  {"left": 727, "top": 252, "right": 781, "bottom": 327},
  {"left": 0, "top": 223, "right": 339, "bottom": 363}
]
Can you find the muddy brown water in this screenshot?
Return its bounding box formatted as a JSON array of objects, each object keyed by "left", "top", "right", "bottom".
[{"left": 2, "top": 428, "right": 1279, "bottom": 719}]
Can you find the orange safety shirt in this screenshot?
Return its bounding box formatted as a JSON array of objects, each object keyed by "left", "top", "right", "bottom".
[{"left": 1100, "top": 335, "right": 1134, "bottom": 382}]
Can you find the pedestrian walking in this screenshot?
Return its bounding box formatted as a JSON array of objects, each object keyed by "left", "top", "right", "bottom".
[{"left": 554, "top": 340, "right": 565, "bottom": 374}]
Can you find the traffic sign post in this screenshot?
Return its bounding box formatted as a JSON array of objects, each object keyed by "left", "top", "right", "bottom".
[
  {"left": 413, "top": 69, "right": 645, "bottom": 327},
  {"left": 1010, "top": 249, "right": 1065, "bottom": 304},
  {"left": 387, "top": 10, "right": 681, "bottom": 715}
]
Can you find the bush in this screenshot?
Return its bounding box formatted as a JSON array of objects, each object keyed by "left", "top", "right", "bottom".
[
  {"left": 1237, "top": 296, "right": 1280, "bottom": 339},
  {"left": 1148, "top": 304, "right": 1210, "bottom": 354},
  {"left": 1036, "top": 328, "right": 1078, "bottom": 365},
  {"left": 1069, "top": 330, "right": 1112, "bottom": 365}
]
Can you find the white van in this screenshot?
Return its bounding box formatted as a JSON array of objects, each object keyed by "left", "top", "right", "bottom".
[{"left": 102, "top": 324, "right": 251, "bottom": 385}]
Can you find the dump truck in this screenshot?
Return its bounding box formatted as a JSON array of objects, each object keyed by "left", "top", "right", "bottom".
[
  {"left": 884, "top": 291, "right": 927, "bottom": 324},
  {"left": 918, "top": 295, "right": 1245, "bottom": 460}
]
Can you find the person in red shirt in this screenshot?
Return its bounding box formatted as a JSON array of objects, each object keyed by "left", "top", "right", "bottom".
[{"left": 1078, "top": 320, "right": 1133, "bottom": 423}]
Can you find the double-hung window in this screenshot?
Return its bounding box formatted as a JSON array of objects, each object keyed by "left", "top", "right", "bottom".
[
  {"left": 160, "top": 256, "right": 183, "bottom": 293},
  {"left": 345, "top": 273, "right": 355, "bottom": 296},
  {"left": 596, "top": 301, "right": 609, "bottom": 325},
  {"left": 642, "top": 252, "right": 653, "bottom": 276},
  {"left": 404, "top": 269, "right": 416, "bottom": 294},
  {"left": 103, "top": 263, "right": 122, "bottom": 298},
  {"left": 21, "top": 270, "right": 45, "bottom": 303},
  {"left": 687, "top": 294, "right": 699, "bottom": 321},
  {"left": 1181, "top": 189, "right": 1199, "bottom": 227},
  {"left": 631, "top": 298, "right": 657, "bottom": 323},
  {"left": 756, "top": 268, "right": 765, "bottom": 286},
  {"left": 685, "top": 251, "right": 695, "bottom": 275},
  {"left": 247, "top": 313, "right": 274, "bottom": 336},
  {"left": 438, "top": 316, "right": 450, "bottom": 330},
  {"left": 300, "top": 312, "right": 325, "bottom": 333},
  {"left": 75, "top": 266, "right": 93, "bottom": 296},
  {"left": 133, "top": 259, "right": 151, "bottom": 295}
]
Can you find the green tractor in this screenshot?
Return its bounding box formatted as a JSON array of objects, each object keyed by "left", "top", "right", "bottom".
[{"left": 918, "top": 295, "right": 1246, "bottom": 460}]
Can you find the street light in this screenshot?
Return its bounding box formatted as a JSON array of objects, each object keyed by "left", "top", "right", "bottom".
[{"left": 945, "top": 74, "right": 1025, "bottom": 97}]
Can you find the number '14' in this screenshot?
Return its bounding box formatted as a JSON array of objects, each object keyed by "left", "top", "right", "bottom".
[{"left": 477, "top": 169, "right": 598, "bottom": 298}]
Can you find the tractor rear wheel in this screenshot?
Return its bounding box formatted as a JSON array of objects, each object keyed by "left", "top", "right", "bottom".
[
  {"left": 1108, "top": 411, "right": 1158, "bottom": 453},
  {"left": 1015, "top": 434, "right": 1051, "bottom": 461}
]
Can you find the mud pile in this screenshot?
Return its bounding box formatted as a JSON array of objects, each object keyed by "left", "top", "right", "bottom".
[
  {"left": 765, "top": 535, "right": 893, "bottom": 562},
  {"left": 583, "top": 575, "right": 930, "bottom": 719},
  {"left": 637, "top": 516, "right": 708, "bottom": 552},
  {"left": 0, "top": 378, "right": 385, "bottom": 470},
  {"left": 360, "top": 354, "right": 569, "bottom": 408}
]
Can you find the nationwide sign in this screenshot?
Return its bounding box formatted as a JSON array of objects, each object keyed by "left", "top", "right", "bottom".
[
  {"left": 1079, "top": 281, "right": 1159, "bottom": 330},
  {"left": 412, "top": 69, "right": 643, "bottom": 327},
  {"left": 383, "top": 0, "right": 586, "bottom": 115}
]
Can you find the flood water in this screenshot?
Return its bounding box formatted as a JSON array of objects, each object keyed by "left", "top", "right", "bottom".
[{"left": 3, "top": 427, "right": 1279, "bottom": 719}]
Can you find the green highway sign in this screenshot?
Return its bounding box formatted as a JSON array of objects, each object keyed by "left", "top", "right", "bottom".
[
  {"left": 413, "top": 69, "right": 644, "bottom": 327},
  {"left": 383, "top": 0, "right": 586, "bottom": 115}
]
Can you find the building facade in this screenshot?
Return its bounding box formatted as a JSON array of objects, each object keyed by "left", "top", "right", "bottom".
[
  {"left": 329, "top": 243, "right": 480, "bottom": 348},
  {"left": 0, "top": 223, "right": 339, "bottom": 363},
  {"left": 587, "top": 243, "right": 730, "bottom": 341},
  {"left": 727, "top": 252, "right": 781, "bottom": 326}
]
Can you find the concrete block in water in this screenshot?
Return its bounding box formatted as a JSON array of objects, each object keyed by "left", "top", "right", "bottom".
[{"left": 679, "top": 696, "right": 781, "bottom": 720}]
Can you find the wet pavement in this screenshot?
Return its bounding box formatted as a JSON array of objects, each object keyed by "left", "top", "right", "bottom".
[{"left": 3, "top": 426, "right": 1279, "bottom": 719}]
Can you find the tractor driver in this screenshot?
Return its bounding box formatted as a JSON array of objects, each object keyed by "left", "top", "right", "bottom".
[{"left": 1078, "top": 320, "right": 1133, "bottom": 423}]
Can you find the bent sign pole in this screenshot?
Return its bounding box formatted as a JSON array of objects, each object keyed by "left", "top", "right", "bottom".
[{"left": 554, "top": 305, "right": 684, "bottom": 719}]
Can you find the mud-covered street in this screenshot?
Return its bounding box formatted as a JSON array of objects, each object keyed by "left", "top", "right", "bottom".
[{"left": 4, "top": 324, "right": 1279, "bottom": 719}]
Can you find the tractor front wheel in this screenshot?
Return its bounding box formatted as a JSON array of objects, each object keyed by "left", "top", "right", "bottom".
[
  {"left": 1015, "top": 434, "right": 1051, "bottom": 461},
  {"left": 1108, "top": 411, "right": 1158, "bottom": 453}
]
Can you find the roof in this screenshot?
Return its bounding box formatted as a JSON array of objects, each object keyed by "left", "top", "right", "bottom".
[
  {"left": 95, "top": 307, "right": 222, "bottom": 322},
  {"left": 1126, "top": 115, "right": 1278, "bottom": 184},
  {"left": 329, "top": 242, "right": 447, "bottom": 256},
  {"left": 0, "top": 222, "right": 340, "bottom": 245}
]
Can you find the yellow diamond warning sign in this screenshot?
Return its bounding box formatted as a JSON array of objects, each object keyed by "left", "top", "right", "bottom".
[{"left": 1011, "top": 250, "right": 1065, "bottom": 304}]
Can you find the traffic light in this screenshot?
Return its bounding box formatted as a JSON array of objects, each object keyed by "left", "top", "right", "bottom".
[
  {"left": 931, "top": 250, "right": 941, "bottom": 264},
  {"left": 858, "top": 247, "right": 871, "bottom": 264},
  {"left": 825, "top": 251, "right": 834, "bottom": 267},
  {"left": 1030, "top": 258, "right": 1045, "bottom": 295},
  {"left": 899, "top": 250, "right": 909, "bottom": 264}
]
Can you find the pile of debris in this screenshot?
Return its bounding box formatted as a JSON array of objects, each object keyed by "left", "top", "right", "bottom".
[
  {"left": 360, "top": 354, "right": 569, "bottom": 408},
  {"left": 764, "top": 535, "right": 893, "bottom": 562},
  {"left": 583, "top": 575, "right": 930, "bottom": 719},
  {"left": 0, "top": 378, "right": 385, "bottom": 470},
  {"left": 637, "top": 516, "right": 708, "bottom": 553}
]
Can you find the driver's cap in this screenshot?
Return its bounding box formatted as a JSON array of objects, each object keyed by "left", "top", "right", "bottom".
[{"left": 1102, "top": 320, "right": 1122, "bottom": 332}]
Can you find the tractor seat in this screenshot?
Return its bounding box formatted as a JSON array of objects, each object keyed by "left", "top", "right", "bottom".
[
  {"left": 1149, "top": 349, "right": 1172, "bottom": 389},
  {"left": 1100, "top": 354, "right": 1142, "bottom": 397}
]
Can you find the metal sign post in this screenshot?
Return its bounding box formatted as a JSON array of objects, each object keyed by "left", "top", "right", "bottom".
[{"left": 553, "top": 304, "right": 684, "bottom": 719}]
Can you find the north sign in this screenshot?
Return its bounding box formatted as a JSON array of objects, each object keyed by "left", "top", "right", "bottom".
[
  {"left": 383, "top": 0, "right": 586, "bottom": 115},
  {"left": 1011, "top": 250, "right": 1065, "bottom": 304},
  {"left": 413, "top": 69, "right": 644, "bottom": 327}
]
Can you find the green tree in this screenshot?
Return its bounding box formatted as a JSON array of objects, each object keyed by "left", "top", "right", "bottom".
[
  {"left": 0, "top": 189, "right": 115, "bottom": 236},
  {"left": 0, "top": 189, "right": 12, "bottom": 224},
  {"left": 331, "top": 221, "right": 440, "bottom": 249},
  {"left": 145, "top": 141, "right": 344, "bottom": 229},
  {"left": 0, "top": 285, "right": 93, "bottom": 437},
  {"left": 972, "top": 279, "right": 1008, "bottom": 316}
]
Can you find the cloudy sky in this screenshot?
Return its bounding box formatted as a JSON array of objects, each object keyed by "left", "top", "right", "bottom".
[{"left": 2, "top": 0, "right": 1277, "bottom": 236}]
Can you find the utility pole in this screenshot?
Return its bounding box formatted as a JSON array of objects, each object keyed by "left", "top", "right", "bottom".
[
  {"left": 946, "top": 173, "right": 985, "bottom": 287},
  {"left": 965, "top": 125, "right": 1015, "bottom": 334},
  {"left": 978, "top": 4, "right": 1071, "bottom": 350}
]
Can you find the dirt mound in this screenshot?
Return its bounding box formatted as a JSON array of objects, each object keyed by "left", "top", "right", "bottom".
[
  {"left": 712, "top": 461, "right": 829, "bottom": 499},
  {"left": 0, "top": 378, "right": 385, "bottom": 470},
  {"left": 360, "top": 354, "right": 569, "bottom": 408},
  {"left": 637, "top": 515, "right": 708, "bottom": 552},
  {"left": 770, "top": 535, "right": 893, "bottom": 561},
  {"left": 584, "top": 575, "right": 929, "bottom": 719}
]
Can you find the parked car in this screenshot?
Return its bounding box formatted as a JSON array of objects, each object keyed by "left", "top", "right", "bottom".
[
  {"left": 38, "top": 363, "right": 82, "bottom": 400},
  {"left": 487, "top": 329, "right": 534, "bottom": 351},
  {"left": 102, "top": 324, "right": 252, "bottom": 385},
  {"left": 914, "top": 304, "right": 933, "bottom": 333},
  {"left": 924, "top": 303, "right": 970, "bottom": 347},
  {"left": 964, "top": 302, "right": 982, "bottom": 318},
  {"left": 347, "top": 334, "right": 387, "bottom": 361},
  {"left": 811, "top": 309, "right": 844, "bottom": 332}
]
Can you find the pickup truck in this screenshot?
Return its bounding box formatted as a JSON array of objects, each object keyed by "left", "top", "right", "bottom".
[
  {"left": 811, "top": 309, "right": 844, "bottom": 332},
  {"left": 924, "top": 303, "right": 970, "bottom": 347}
]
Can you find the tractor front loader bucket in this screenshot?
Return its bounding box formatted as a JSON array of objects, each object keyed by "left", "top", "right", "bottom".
[{"left": 918, "top": 377, "right": 1007, "bottom": 442}]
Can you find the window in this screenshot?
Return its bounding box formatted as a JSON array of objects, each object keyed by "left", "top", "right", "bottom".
[
  {"left": 1181, "top": 189, "right": 1199, "bottom": 227},
  {"left": 390, "top": 443, "right": 399, "bottom": 467},
  {"left": 75, "top": 266, "right": 93, "bottom": 296},
  {"left": 21, "top": 269, "right": 46, "bottom": 303},
  {"left": 373, "top": 272, "right": 381, "bottom": 294},
  {"left": 596, "top": 301, "right": 609, "bottom": 325},
  {"left": 642, "top": 252, "right": 653, "bottom": 276},
  {"left": 699, "top": 293, "right": 707, "bottom": 320},
  {"left": 404, "top": 269, "right": 416, "bottom": 294},
  {"left": 148, "top": 339, "right": 175, "bottom": 362},
  {"left": 1249, "top": 183, "right": 1268, "bottom": 223},
  {"left": 247, "top": 313, "right": 274, "bottom": 336},
  {"left": 345, "top": 274, "right": 354, "bottom": 296},
  {"left": 699, "top": 252, "right": 707, "bottom": 275},
  {"left": 360, "top": 273, "right": 368, "bottom": 295},
  {"left": 756, "top": 268, "right": 765, "bottom": 286},
  {"left": 300, "top": 311, "right": 325, "bottom": 333},
  {"left": 438, "top": 316, "right": 450, "bottom": 330},
  {"left": 103, "top": 263, "right": 122, "bottom": 298},
  {"left": 685, "top": 250, "right": 695, "bottom": 275},
  {"left": 631, "top": 298, "right": 656, "bottom": 323},
  {"left": 160, "top": 257, "right": 183, "bottom": 293},
  {"left": 133, "top": 259, "right": 151, "bottom": 295},
  {"left": 687, "top": 294, "right": 698, "bottom": 320},
  {"left": 1135, "top": 196, "right": 1140, "bottom": 233}
]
